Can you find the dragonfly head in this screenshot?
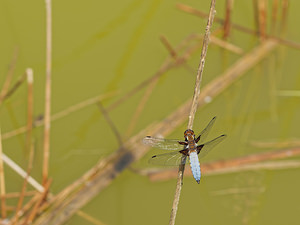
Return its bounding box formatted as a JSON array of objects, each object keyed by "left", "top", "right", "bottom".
[{"left": 184, "top": 129, "right": 195, "bottom": 141}]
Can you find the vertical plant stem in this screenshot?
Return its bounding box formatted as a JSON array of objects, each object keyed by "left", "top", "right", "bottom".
[
  {"left": 169, "top": 1, "right": 216, "bottom": 225},
  {"left": 187, "top": 0, "right": 216, "bottom": 130},
  {"left": 13, "top": 69, "right": 34, "bottom": 224},
  {"left": 13, "top": 142, "right": 35, "bottom": 225},
  {"left": 258, "top": 0, "right": 267, "bottom": 41},
  {"left": 26, "top": 68, "right": 34, "bottom": 152},
  {"left": 43, "top": 0, "right": 52, "bottom": 185},
  {"left": 0, "top": 129, "right": 7, "bottom": 219},
  {"left": 223, "top": 0, "right": 234, "bottom": 39},
  {"left": 280, "top": 0, "right": 289, "bottom": 36},
  {"left": 271, "top": 0, "right": 278, "bottom": 34}
]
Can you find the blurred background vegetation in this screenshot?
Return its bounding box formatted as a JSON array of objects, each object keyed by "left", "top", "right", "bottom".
[{"left": 0, "top": 0, "right": 300, "bottom": 224}]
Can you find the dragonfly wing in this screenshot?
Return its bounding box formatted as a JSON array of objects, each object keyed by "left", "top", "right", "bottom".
[
  {"left": 143, "top": 136, "right": 186, "bottom": 151},
  {"left": 149, "top": 151, "right": 188, "bottom": 166},
  {"left": 195, "top": 116, "right": 217, "bottom": 143},
  {"left": 197, "top": 134, "right": 227, "bottom": 159}
]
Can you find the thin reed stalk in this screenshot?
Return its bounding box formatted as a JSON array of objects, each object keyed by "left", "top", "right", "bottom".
[
  {"left": 169, "top": 1, "right": 216, "bottom": 225},
  {"left": 0, "top": 73, "right": 26, "bottom": 104},
  {"left": 2, "top": 191, "right": 36, "bottom": 199},
  {"left": 257, "top": 0, "right": 267, "bottom": 41},
  {"left": 223, "top": 0, "right": 234, "bottom": 39},
  {"left": 23, "top": 180, "right": 51, "bottom": 224},
  {"left": 43, "top": 0, "right": 52, "bottom": 185},
  {"left": 2, "top": 92, "right": 116, "bottom": 140},
  {"left": 0, "top": 129, "right": 7, "bottom": 219},
  {"left": 76, "top": 211, "right": 106, "bottom": 225},
  {"left": 0, "top": 48, "right": 18, "bottom": 104},
  {"left": 1, "top": 154, "right": 44, "bottom": 193},
  {"left": 26, "top": 68, "right": 33, "bottom": 152},
  {"left": 97, "top": 102, "right": 123, "bottom": 147},
  {"left": 280, "top": 0, "right": 289, "bottom": 36},
  {"left": 13, "top": 141, "right": 35, "bottom": 225}
]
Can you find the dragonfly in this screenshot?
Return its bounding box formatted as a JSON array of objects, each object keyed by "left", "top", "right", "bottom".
[{"left": 143, "top": 117, "right": 226, "bottom": 184}]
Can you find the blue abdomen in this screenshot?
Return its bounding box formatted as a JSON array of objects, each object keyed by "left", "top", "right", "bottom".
[{"left": 189, "top": 151, "right": 201, "bottom": 184}]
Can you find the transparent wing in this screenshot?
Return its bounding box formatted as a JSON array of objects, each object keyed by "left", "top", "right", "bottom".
[
  {"left": 149, "top": 151, "right": 188, "bottom": 166},
  {"left": 196, "top": 116, "right": 217, "bottom": 144},
  {"left": 198, "top": 134, "right": 227, "bottom": 159},
  {"left": 143, "top": 136, "right": 186, "bottom": 151}
]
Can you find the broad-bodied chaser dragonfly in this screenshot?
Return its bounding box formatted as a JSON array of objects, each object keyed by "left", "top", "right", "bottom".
[{"left": 143, "top": 117, "right": 226, "bottom": 184}]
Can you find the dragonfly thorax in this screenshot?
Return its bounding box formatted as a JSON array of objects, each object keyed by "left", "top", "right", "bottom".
[{"left": 184, "top": 129, "right": 195, "bottom": 141}]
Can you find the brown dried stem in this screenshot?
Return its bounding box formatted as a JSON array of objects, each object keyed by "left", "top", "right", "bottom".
[
  {"left": 13, "top": 141, "right": 35, "bottom": 225},
  {"left": 257, "top": 0, "right": 267, "bottom": 41},
  {"left": 23, "top": 179, "right": 51, "bottom": 225},
  {"left": 223, "top": 0, "right": 234, "bottom": 39},
  {"left": 169, "top": 1, "right": 216, "bottom": 225},
  {"left": 42, "top": 0, "right": 52, "bottom": 185}
]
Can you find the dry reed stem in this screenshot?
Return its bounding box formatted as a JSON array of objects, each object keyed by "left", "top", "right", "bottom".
[
  {"left": 13, "top": 141, "right": 35, "bottom": 225},
  {"left": 76, "top": 211, "right": 106, "bottom": 225},
  {"left": 26, "top": 68, "right": 33, "bottom": 152},
  {"left": 3, "top": 191, "right": 36, "bottom": 199},
  {"left": 42, "top": 0, "right": 52, "bottom": 185},
  {"left": 97, "top": 102, "right": 123, "bottom": 147},
  {"left": 280, "top": 0, "right": 289, "bottom": 36},
  {"left": 210, "top": 36, "right": 244, "bottom": 54},
  {"left": 258, "top": 0, "right": 267, "bottom": 41},
  {"left": 0, "top": 73, "right": 27, "bottom": 104},
  {"left": 23, "top": 180, "right": 51, "bottom": 225},
  {"left": 0, "top": 129, "right": 7, "bottom": 219},
  {"left": 160, "top": 35, "right": 177, "bottom": 58},
  {"left": 148, "top": 148, "right": 300, "bottom": 182},
  {"left": 1, "top": 153, "right": 44, "bottom": 193},
  {"left": 31, "top": 40, "right": 277, "bottom": 225},
  {"left": 2, "top": 92, "right": 116, "bottom": 140},
  {"left": 159, "top": 35, "right": 196, "bottom": 73},
  {"left": 170, "top": 1, "right": 216, "bottom": 225},
  {"left": 11, "top": 193, "right": 40, "bottom": 225},
  {"left": 271, "top": 0, "right": 279, "bottom": 34},
  {"left": 223, "top": 0, "right": 234, "bottom": 39},
  {"left": 0, "top": 48, "right": 18, "bottom": 104},
  {"left": 187, "top": 1, "right": 215, "bottom": 130},
  {"left": 176, "top": 3, "right": 300, "bottom": 50}
]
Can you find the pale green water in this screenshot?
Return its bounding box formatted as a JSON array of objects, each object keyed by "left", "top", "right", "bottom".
[{"left": 1, "top": 0, "right": 300, "bottom": 225}]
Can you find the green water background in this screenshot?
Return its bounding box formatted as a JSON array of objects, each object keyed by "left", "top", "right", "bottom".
[{"left": 1, "top": 0, "right": 300, "bottom": 224}]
